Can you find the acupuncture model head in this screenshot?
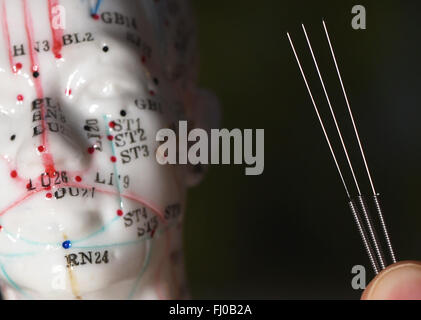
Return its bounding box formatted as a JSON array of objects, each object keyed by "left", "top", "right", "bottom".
[{"left": 0, "top": 0, "right": 218, "bottom": 299}]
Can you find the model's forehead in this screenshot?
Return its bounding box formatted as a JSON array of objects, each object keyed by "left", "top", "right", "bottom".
[
  {"left": 1, "top": 1, "right": 156, "bottom": 57},
  {"left": 0, "top": 0, "right": 196, "bottom": 81},
  {"left": 0, "top": 1, "right": 166, "bottom": 93}
]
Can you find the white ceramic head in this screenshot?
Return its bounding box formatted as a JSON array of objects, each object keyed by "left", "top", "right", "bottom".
[{"left": 0, "top": 0, "right": 218, "bottom": 299}]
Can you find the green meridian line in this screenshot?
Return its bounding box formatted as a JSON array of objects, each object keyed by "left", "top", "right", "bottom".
[
  {"left": 0, "top": 262, "right": 33, "bottom": 299},
  {"left": 103, "top": 114, "right": 124, "bottom": 209},
  {"left": 2, "top": 228, "right": 59, "bottom": 247},
  {"left": 71, "top": 221, "right": 177, "bottom": 250},
  {"left": 0, "top": 252, "right": 39, "bottom": 258},
  {"left": 71, "top": 237, "right": 148, "bottom": 250},
  {"left": 2, "top": 216, "right": 119, "bottom": 248},
  {"left": 72, "top": 216, "right": 120, "bottom": 244},
  {"left": 128, "top": 239, "right": 154, "bottom": 300}
]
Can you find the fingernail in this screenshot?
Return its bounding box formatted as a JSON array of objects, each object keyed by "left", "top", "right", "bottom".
[{"left": 363, "top": 261, "right": 421, "bottom": 300}]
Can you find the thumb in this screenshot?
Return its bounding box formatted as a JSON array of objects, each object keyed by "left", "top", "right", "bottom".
[{"left": 362, "top": 261, "right": 421, "bottom": 300}]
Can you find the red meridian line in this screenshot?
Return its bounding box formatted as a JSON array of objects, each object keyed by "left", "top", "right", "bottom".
[
  {"left": 0, "top": 156, "right": 27, "bottom": 185},
  {"left": 42, "top": 153, "right": 56, "bottom": 177},
  {"left": 61, "top": 182, "right": 166, "bottom": 223},
  {"left": 23, "top": 0, "right": 39, "bottom": 86},
  {"left": 47, "top": 0, "right": 63, "bottom": 59},
  {"left": 0, "top": 180, "right": 166, "bottom": 222},
  {"left": 120, "top": 192, "right": 166, "bottom": 223},
  {"left": 0, "top": 190, "right": 41, "bottom": 217},
  {"left": 23, "top": 0, "right": 56, "bottom": 174},
  {"left": 1, "top": 1, "right": 15, "bottom": 73}
]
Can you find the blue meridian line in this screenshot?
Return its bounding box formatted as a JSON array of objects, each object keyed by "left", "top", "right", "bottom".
[{"left": 91, "top": 0, "right": 103, "bottom": 15}]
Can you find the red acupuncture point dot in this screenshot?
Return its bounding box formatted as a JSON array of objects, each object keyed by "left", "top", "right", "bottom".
[
  {"left": 0, "top": 225, "right": 2, "bottom": 232},
  {"left": 38, "top": 145, "right": 45, "bottom": 153},
  {"left": 75, "top": 176, "right": 82, "bottom": 182},
  {"left": 87, "top": 146, "right": 95, "bottom": 154},
  {"left": 65, "top": 89, "right": 72, "bottom": 96},
  {"left": 149, "top": 90, "right": 155, "bottom": 96},
  {"left": 26, "top": 183, "right": 31, "bottom": 189},
  {"left": 15, "top": 63, "right": 22, "bottom": 70},
  {"left": 46, "top": 192, "right": 53, "bottom": 199},
  {"left": 10, "top": 170, "right": 17, "bottom": 178},
  {"left": 117, "top": 209, "right": 123, "bottom": 217},
  {"left": 108, "top": 121, "right": 116, "bottom": 129},
  {"left": 110, "top": 156, "right": 117, "bottom": 163},
  {"left": 17, "top": 94, "right": 24, "bottom": 102},
  {"left": 107, "top": 135, "right": 114, "bottom": 141},
  {"left": 92, "top": 14, "right": 100, "bottom": 20},
  {"left": 55, "top": 53, "right": 62, "bottom": 59}
]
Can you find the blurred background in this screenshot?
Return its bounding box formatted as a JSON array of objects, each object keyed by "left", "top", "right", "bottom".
[{"left": 185, "top": 0, "right": 421, "bottom": 299}]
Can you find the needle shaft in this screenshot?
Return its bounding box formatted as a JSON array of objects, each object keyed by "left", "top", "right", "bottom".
[{"left": 287, "top": 32, "right": 351, "bottom": 198}]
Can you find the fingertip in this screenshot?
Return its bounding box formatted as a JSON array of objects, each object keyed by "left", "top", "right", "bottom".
[{"left": 362, "top": 261, "right": 421, "bottom": 300}]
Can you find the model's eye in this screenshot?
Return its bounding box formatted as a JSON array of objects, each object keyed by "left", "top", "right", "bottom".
[{"left": 76, "top": 70, "right": 144, "bottom": 101}]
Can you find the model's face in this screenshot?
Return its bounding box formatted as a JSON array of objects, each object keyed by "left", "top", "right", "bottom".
[{"left": 0, "top": 0, "right": 195, "bottom": 299}]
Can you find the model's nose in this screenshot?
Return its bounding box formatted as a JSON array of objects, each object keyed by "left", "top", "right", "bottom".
[
  {"left": 42, "top": 128, "right": 90, "bottom": 171},
  {"left": 16, "top": 126, "right": 90, "bottom": 177}
]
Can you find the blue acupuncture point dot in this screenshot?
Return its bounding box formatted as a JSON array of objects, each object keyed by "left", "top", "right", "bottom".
[{"left": 62, "top": 240, "right": 72, "bottom": 249}]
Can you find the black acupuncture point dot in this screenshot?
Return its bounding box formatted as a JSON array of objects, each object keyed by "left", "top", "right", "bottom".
[
  {"left": 10, "top": 134, "right": 16, "bottom": 141},
  {"left": 102, "top": 46, "right": 109, "bottom": 53},
  {"left": 153, "top": 78, "right": 159, "bottom": 85},
  {"left": 120, "top": 110, "right": 127, "bottom": 117},
  {"left": 33, "top": 71, "right": 40, "bottom": 78}
]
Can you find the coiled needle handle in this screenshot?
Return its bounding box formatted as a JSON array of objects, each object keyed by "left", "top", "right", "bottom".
[
  {"left": 348, "top": 199, "right": 379, "bottom": 274},
  {"left": 358, "top": 195, "right": 386, "bottom": 270},
  {"left": 373, "top": 194, "right": 397, "bottom": 264}
]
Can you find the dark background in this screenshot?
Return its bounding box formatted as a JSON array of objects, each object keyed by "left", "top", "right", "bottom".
[{"left": 185, "top": 0, "right": 421, "bottom": 299}]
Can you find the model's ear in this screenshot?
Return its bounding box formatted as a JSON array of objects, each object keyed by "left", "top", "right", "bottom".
[{"left": 185, "top": 88, "right": 221, "bottom": 187}]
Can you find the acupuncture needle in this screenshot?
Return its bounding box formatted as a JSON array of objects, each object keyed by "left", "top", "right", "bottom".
[
  {"left": 301, "top": 24, "right": 387, "bottom": 271},
  {"left": 322, "top": 20, "right": 397, "bottom": 264},
  {"left": 286, "top": 32, "right": 380, "bottom": 274}
]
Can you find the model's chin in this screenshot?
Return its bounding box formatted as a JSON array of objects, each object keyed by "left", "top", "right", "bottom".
[
  {"left": 1, "top": 276, "right": 159, "bottom": 300},
  {"left": 0, "top": 238, "right": 152, "bottom": 299}
]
